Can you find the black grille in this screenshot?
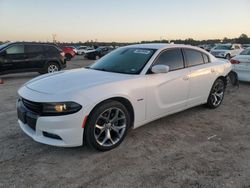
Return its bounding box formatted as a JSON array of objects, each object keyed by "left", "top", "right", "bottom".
[{"left": 22, "top": 98, "right": 42, "bottom": 114}]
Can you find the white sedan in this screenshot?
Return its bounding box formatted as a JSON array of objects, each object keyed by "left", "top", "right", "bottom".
[
  {"left": 230, "top": 47, "right": 250, "bottom": 82},
  {"left": 17, "top": 44, "right": 232, "bottom": 151}
]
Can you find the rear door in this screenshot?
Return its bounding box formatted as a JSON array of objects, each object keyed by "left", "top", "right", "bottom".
[
  {"left": 146, "top": 48, "right": 190, "bottom": 119},
  {"left": 183, "top": 49, "right": 216, "bottom": 106},
  {"left": 1, "top": 44, "right": 26, "bottom": 72},
  {"left": 25, "top": 44, "right": 45, "bottom": 69}
]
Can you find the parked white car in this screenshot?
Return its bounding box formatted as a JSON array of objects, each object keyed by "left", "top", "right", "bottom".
[
  {"left": 77, "top": 46, "right": 94, "bottom": 55},
  {"left": 210, "top": 44, "right": 243, "bottom": 59},
  {"left": 17, "top": 44, "right": 232, "bottom": 151},
  {"left": 230, "top": 47, "right": 250, "bottom": 82}
]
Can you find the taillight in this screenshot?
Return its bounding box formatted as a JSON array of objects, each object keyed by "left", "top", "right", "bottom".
[
  {"left": 230, "top": 59, "right": 240, "bottom": 64},
  {"left": 60, "top": 52, "right": 65, "bottom": 57}
]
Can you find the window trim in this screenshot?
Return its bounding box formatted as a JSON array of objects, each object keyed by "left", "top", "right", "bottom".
[{"left": 147, "top": 47, "right": 185, "bottom": 74}]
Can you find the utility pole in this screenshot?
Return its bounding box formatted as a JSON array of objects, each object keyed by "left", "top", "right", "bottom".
[{"left": 52, "top": 33, "right": 57, "bottom": 44}]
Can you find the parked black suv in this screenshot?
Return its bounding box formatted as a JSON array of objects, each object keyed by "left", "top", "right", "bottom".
[{"left": 0, "top": 42, "right": 66, "bottom": 75}]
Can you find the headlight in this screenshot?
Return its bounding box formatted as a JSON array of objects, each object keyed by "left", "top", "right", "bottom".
[{"left": 42, "top": 102, "right": 82, "bottom": 116}]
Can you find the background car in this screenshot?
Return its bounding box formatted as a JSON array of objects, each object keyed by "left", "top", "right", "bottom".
[
  {"left": 62, "top": 46, "right": 76, "bottom": 61},
  {"left": 230, "top": 47, "right": 250, "bottom": 82},
  {"left": 242, "top": 44, "right": 250, "bottom": 49},
  {"left": 77, "top": 46, "right": 94, "bottom": 55},
  {"left": 210, "top": 44, "right": 243, "bottom": 59},
  {"left": 0, "top": 42, "right": 66, "bottom": 75},
  {"left": 84, "top": 46, "right": 113, "bottom": 60}
]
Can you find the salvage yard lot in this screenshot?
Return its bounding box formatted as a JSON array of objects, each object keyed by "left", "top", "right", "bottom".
[{"left": 0, "top": 56, "right": 250, "bottom": 188}]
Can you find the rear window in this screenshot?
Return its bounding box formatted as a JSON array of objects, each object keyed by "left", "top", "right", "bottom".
[
  {"left": 45, "top": 46, "right": 59, "bottom": 53},
  {"left": 240, "top": 48, "right": 250, "bottom": 55},
  {"left": 202, "top": 53, "right": 210, "bottom": 63},
  {"left": 184, "top": 49, "right": 204, "bottom": 67},
  {"left": 26, "top": 45, "right": 43, "bottom": 53}
]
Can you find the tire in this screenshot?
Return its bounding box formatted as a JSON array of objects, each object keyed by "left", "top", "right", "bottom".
[
  {"left": 95, "top": 55, "right": 100, "bottom": 60},
  {"left": 225, "top": 54, "right": 231, "bottom": 60},
  {"left": 46, "top": 62, "right": 60, "bottom": 73},
  {"left": 206, "top": 78, "right": 226, "bottom": 108},
  {"left": 84, "top": 100, "right": 131, "bottom": 151},
  {"left": 65, "top": 54, "right": 72, "bottom": 61}
]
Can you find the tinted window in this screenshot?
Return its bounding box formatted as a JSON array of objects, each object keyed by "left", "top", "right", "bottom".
[
  {"left": 184, "top": 49, "right": 204, "bottom": 67},
  {"left": 45, "top": 46, "right": 59, "bottom": 53},
  {"left": 202, "top": 53, "right": 210, "bottom": 63},
  {"left": 154, "top": 49, "right": 184, "bottom": 71},
  {"left": 6, "top": 45, "right": 24, "bottom": 54},
  {"left": 240, "top": 48, "right": 250, "bottom": 55},
  {"left": 26, "top": 45, "right": 43, "bottom": 53}
]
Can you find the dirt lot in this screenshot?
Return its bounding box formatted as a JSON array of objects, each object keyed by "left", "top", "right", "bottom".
[{"left": 0, "top": 56, "right": 250, "bottom": 188}]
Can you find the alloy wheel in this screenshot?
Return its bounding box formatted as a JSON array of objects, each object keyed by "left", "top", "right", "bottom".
[
  {"left": 211, "top": 81, "right": 225, "bottom": 107},
  {"left": 94, "top": 107, "right": 126, "bottom": 147},
  {"left": 48, "top": 64, "right": 59, "bottom": 73}
]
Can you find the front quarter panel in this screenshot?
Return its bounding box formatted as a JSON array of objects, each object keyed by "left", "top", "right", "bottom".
[{"left": 79, "top": 76, "right": 147, "bottom": 127}]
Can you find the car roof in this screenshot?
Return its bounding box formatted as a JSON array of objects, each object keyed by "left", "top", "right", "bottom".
[
  {"left": 4, "top": 41, "right": 58, "bottom": 46},
  {"left": 125, "top": 43, "right": 202, "bottom": 51}
]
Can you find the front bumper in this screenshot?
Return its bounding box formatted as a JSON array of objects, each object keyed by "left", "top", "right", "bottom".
[{"left": 17, "top": 99, "right": 84, "bottom": 147}]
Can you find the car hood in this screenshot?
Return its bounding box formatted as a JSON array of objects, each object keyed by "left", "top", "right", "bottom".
[{"left": 24, "top": 68, "right": 132, "bottom": 95}]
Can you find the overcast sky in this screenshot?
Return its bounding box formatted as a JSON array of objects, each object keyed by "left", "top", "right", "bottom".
[{"left": 0, "top": 0, "right": 250, "bottom": 42}]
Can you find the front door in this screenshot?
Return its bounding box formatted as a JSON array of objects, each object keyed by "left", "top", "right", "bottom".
[{"left": 146, "top": 48, "right": 190, "bottom": 119}]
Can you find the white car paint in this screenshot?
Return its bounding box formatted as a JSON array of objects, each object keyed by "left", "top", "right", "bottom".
[
  {"left": 231, "top": 47, "right": 250, "bottom": 82},
  {"left": 17, "top": 44, "right": 232, "bottom": 147},
  {"left": 77, "top": 46, "right": 94, "bottom": 55},
  {"left": 210, "top": 44, "right": 243, "bottom": 59}
]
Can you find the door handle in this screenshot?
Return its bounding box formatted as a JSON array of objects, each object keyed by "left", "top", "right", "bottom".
[{"left": 183, "top": 76, "right": 189, "bottom": 81}]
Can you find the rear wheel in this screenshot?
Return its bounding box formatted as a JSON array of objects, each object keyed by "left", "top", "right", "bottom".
[
  {"left": 225, "top": 54, "right": 231, "bottom": 60},
  {"left": 84, "top": 100, "right": 131, "bottom": 151},
  {"left": 207, "top": 78, "right": 225, "bottom": 108},
  {"left": 95, "top": 55, "right": 100, "bottom": 60},
  {"left": 47, "top": 62, "right": 60, "bottom": 73},
  {"left": 65, "top": 54, "right": 72, "bottom": 61}
]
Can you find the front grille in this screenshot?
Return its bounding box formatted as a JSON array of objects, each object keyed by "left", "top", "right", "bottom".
[{"left": 22, "top": 98, "right": 42, "bottom": 114}]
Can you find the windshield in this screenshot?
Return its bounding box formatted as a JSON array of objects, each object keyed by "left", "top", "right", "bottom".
[
  {"left": 0, "top": 42, "right": 11, "bottom": 51},
  {"left": 89, "top": 47, "right": 156, "bottom": 74},
  {"left": 214, "top": 45, "right": 232, "bottom": 50},
  {"left": 240, "top": 48, "right": 250, "bottom": 55}
]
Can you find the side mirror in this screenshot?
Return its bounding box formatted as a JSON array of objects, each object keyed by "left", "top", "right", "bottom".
[{"left": 151, "top": 64, "right": 169, "bottom": 74}]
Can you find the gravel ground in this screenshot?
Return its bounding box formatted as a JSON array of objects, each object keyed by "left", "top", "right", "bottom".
[{"left": 0, "top": 56, "right": 250, "bottom": 188}]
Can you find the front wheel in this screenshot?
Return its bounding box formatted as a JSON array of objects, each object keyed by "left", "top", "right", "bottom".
[
  {"left": 65, "top": 54, "right": 72, "bottom": 61},
  {"left": 84, "top": 100, "right": 131, "bottom": 151},
  {"left": 207, "top": 79, "right": 225, "bottom": 108}
]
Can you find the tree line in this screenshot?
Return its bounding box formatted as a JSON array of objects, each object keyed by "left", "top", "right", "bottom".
[{"left": 1, "top": 34, "right": 250, "bottom": 46}]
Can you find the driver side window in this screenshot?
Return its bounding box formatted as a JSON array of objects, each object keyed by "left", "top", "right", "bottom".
[
  {"left": 6, "top": 45, "right": 24, "bottom": 54},
  {"left": 154, "top": 49, "right": 184, "bottom": 71}
]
